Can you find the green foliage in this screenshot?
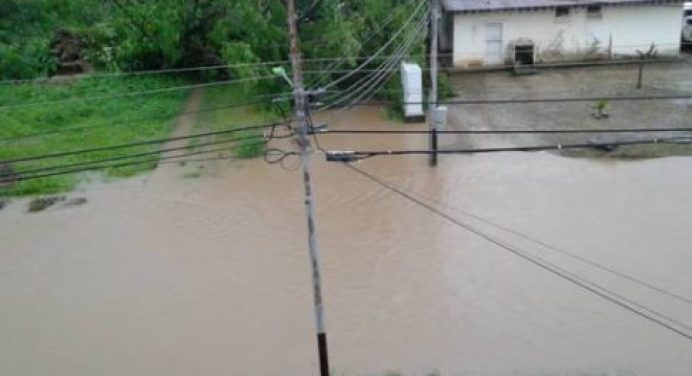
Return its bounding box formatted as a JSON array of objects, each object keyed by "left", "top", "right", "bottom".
[
  {"left": 233, "top": 137, "right": 267, "bottom": 159},
  {"left": 1, "top": 0, "right": 423, "bottom": 87},
  {"left": 0, "top": 77, "right": 188, "bottom": 196},
  {"left": 0, "top": 0, "right": 430, "bottom": 196},
  {"left": 596, "top": 99, "right": 610, "bottom": 112},
  {"left": 0, "top": 0, "right": 108, "bottom": 80},
  {"left": 194, "top": 85, "right": 280, "bottom": 159}
]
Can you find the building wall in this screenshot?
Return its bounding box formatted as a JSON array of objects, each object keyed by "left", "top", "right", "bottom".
[{"left": 451, "top": 4, "right": 683, "bottom": 68}]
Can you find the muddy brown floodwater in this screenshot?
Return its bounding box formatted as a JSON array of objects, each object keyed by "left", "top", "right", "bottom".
[{"left": 1, "top": 107, "right": 692, "bottom": 376}]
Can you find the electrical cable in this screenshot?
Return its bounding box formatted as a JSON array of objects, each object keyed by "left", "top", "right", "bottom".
[
  {"left": 376, "top": 178, "right": 692, "bottom": 308},
  {"left": 322, "top": 0, "right": 429, "bottom": 90},
  {"left": 0, "top": 76, "right": 284, "bottom": 111},
  {"left": 325, "top": 137, "right": 692, "bottom": 161},
  {"left": 344, "top": 163, "right": 692, "bottom": 342},
  {"left": 0, "top": 133, "right": 286, "bottom": 179},
  {"left": 0, "top": 121, "right": 285, "bottom": 165},
  {"left": 318, "top": 127, "right": 692, "bottom": 135},
  {"left": 308, "top": 0, "right": 419, "bottom": 87},
  {"left": 0, "top": 94, "right": 296, "bottom": 142},
  {"left": 3, "top": 40, "right": 687, "bottom": 86},
  {"left": 339, "top": 12, "right": 431, "bottom": 109},
  {"left": 318, "top": 7, "right": 430, "bottom": 112},
  {"left": 340, "top": 93, "right": 692, "bottom": 107},
  {"left": 0, "top": 136, "right": 271, "bottom": 184}
]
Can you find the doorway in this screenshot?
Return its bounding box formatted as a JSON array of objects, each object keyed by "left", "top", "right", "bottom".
[{"left": 485, "top": 23, "right": 504, "bottom": 65}]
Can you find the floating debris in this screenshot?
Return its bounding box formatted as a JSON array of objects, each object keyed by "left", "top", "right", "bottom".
[
  {"left": 0, "top": 163, "right": 17, "bottom": 188},
  {"left": 27, "top": 196, "right": 66, "bottom": 213},
  {"left": 62, "top": 197, "right": 88, "bottom": 207}
]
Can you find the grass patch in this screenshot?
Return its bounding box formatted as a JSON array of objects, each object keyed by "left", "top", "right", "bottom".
[
  {"left": 194, "top": 85, "right": 284, "bottom": 159},
  {"left": 0, "top": 76, "right": 189, "bottom": 196}
]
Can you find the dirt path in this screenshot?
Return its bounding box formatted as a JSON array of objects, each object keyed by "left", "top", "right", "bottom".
[{"left": 150, "top": 87, "right": 205, "bottom": 181}]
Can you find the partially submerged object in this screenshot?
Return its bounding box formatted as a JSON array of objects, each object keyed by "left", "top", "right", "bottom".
[{"left": 400, "top": 62, "right": 424, "bottom": 122}]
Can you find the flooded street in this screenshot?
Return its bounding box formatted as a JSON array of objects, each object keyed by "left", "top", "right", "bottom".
[{"left": 2, "top": 107, "right": 692, "bottom": 375}]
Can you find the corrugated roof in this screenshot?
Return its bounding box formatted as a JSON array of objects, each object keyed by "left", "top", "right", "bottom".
[{"left": 442, "top": 0, "right": 682, "bottom": 12}]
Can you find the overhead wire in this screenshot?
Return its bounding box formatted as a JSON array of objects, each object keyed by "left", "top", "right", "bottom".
[
  {"left": 427, "top": 194, "right": 692, "bottom": 307},
  {"left": 360, "top": 173, "right": 692, "bottom": 308},
  {"left": 339, "top": 11, "right": 431, "bottom": 109},
  {"left": 0, "top": 143, "right": 245, "bottom": 184},
  {"left": 0, "top": 93, "right": 299, "bottom": 143},
  {"left": 343, "top": 163, "right": 692, "bottom": 342},
  {"left": 2, "top": 36, "right": 687, "bottom": 86},
  {"left": 324, "top": 137, "right": 692, "bottom": 161},
  {"left": 307, "top": 0, "right": 419, "bottom": 88},
  {"left": 0, "top": 121, "right": 295, "bottom": 184},
  {"left": 0, "top": 76, "right": 283, "bottom": 111},
  {"left": 0, "top": 54, "right": 450, "bottom": 86},
  {"left": 317, "top": 5, "right": 431, "bottom": 112},
  {"left": 0, "top": 121, "right": 285, "bottom": 165},
  {"left": 321, "top": 0, "right": 429, "bottom": 91},
  {"left": 0, "top": 133, "right": 274, "bottom": 180},
  {"left": 318, "top": 126, "right": 692, "bottom": 135},
  {"left": 446, "top": 56, "right": 685, "bottom": 73},
  {"left": 328, "top": 93, "right": 692, "bottom": 108}
]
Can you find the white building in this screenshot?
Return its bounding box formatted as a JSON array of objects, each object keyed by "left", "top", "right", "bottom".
[{"left": 441, "top": 0, "right": 685, "bottom": 68}]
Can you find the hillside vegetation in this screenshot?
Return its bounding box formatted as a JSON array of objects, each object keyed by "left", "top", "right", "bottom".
[{"left": 0, "top": 0, "right": 432, "bottom": 197}]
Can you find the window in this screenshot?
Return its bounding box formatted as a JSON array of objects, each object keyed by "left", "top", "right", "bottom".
[
  {"left": 587, "top": 5, "right": 602, "bottom": 19},
  {"left": 514, "top": 44, "right": 535, "bottom": 65},
  {"left": 555, "top": 6, "right": 570, "bottom": 18}
]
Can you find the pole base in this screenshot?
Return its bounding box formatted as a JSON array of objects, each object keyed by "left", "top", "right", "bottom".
[{"left": 317, "top": 332, "right": 330, "bottom": 376}]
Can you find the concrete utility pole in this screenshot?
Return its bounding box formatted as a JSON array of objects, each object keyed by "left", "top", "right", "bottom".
[
  {"left": 286, "top": 1, "right": 330, "bottom": 376},
  {"left": 429, "top": 0, "right": 440, "bottom": 167}
]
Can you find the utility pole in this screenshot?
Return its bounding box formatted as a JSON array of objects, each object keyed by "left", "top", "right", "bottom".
[
  {"left": 429, "top": 0, "right": 440, "bottom": 167},
  {"left": 286, "top": 1, "right": 330, "bottom": 376}
]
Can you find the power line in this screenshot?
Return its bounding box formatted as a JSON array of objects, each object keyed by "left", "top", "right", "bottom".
[
  {"left": 344, "top": 163, "right": 692, "bottom": 342},
  {"left": 0, "top": 76, "right": 282, "bottom": 111},
  {"left": 308, "top": 0, "right": 420, "bottom": 87},
  {"left": 0, "top": 54, "right": 451, "bottom": 86},
  {"left": 325, "top": 137, "right": 692, "bottom": 161},
  {"left": 321, "top": 8, "right": 430, "bottom": 112},
  {"left": 317, "top": 6, "right": 430, "bottom": 116},
  {"left": 318, "top": 126, "right": 692, "bottom": 135},
  {"left": 2, "top": 37, "right": 686, "bottom": 85},
  {"left": 0, "top": 132, "right": 274, "bottom": 184},
  {"left": 338, "top": 93, "right": 692, "bottom": 107},
  {"left": 2, "top": 58, "right": 687, "bottom": 112},
  {"left": 0, "top": 121, "right": 284, "bottom": 165},
  {"left": 0, "top": 133, "right": 276, "bottom": 180},
  {"left": 437, "top": 94, "right": 692, "bottom": 105},
  {"left": 446, "top": 56, "right": 685, "bottom": 73},
  {"left": 383, "top": 181, "right": 692, "bottom": 308},
  {"left": 322, "top": 0, "right": 429, "bottom": 90},
  {"left": 0, "top": 141, "right": 249, "bottom": 185},
  {"left": 0, "top": 93, "right": 295, "bottom": 143}
]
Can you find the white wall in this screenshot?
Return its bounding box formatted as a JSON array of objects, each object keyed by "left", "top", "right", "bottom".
[{"left": 452, "top": 4, "right": 683, "bottom": 67}]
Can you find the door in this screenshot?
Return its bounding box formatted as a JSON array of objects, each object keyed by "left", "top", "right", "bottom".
[{"left": 485, "top": 23, "right": 504, "bottom": 65}]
